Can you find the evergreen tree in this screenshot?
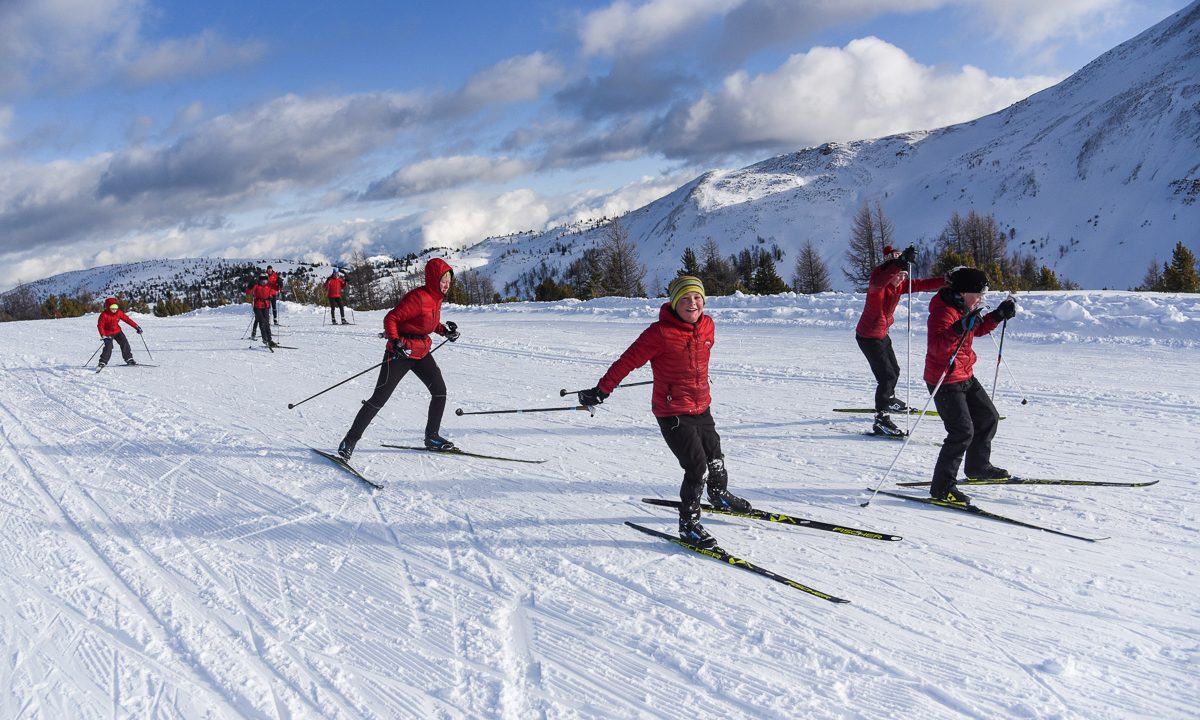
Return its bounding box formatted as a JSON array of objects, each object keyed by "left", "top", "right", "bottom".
[
  {"left": 1138, "top": 259, "right": 1162, "bottom": 291},
  {"left": 678, "top": 247, "right": 701, "bottom": 277},
  {"left": 1160, "top": 242, "right": 1200, "bottom": 292},
  {"left": 600, "top": 219, "right": 646, "bottom": 297},
  {"left": 699, "top": 237, "right": 738, "bottom": 295},
  {"left": 1036, "top": 266, "right": 1062, "bottom": 291},
  {"left": 793, "top": 241, "right": 832, "bottom": 294},
  {"left": 751, "top": 254, "right": 790, "bottom": 294}
]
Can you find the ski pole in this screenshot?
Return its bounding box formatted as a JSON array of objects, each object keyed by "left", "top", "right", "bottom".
[
  {"left": 559, "top": 380, "right": 652, "bottom": 397},
  {"left": 288, "top": 338, "right": 450, "bottom": 410},
  {"left": 139, "top": 332, "right": 154, "bottom": 361},
  {"left": 83, "top": 343, "right": 103, "bottom": 367},
  {"left": 988, "top": 328, "right": 1028, "bottom": 405},
  {"left": 456, "top": 405, "right": 595, "bottom": 417},
  {"left": 241, "top": 316, "right": 254, "bottom": 339},
  {"left": 990, "top": 318, "right": 1006, "bottom": 397},
  {"left": 905, "top": 261, "right": 913, "bottom": 435},
  {"left": 862, "top": 317, "right": 976, "bottom": 507}
]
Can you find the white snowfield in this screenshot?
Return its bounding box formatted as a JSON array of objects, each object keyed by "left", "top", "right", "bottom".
[{"left": 1, "top": 291, "right": 1196, "bottom": 719}]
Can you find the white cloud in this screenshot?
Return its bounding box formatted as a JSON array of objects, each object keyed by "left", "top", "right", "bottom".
[
  {"left": 364, "top": 156, "right": 535, "bottom": 199},
  {"left": 458, "top": 52, "right": 565, "bottom": 106},
  {"left": 122, "top": 30, "right": 267, "bottom": 86},
  {"left": 417, "top": 189, "right": 553, "bottom": 249},
  {"left": 657, "top": 36, "right": 1059, "bottom": 156},
  {"left": 966, "top": 0, "right": 1130, "bottom": 49},
  {"left": 579, "top": 0, "right": 743, "bottom": 57}
]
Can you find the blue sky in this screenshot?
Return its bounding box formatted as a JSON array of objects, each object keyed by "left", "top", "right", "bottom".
[{"left": 0, "top": 0, "right": 1187, "bottom": 289}]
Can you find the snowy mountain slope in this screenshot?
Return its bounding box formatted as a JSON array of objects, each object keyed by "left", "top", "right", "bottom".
[
  {"left": 1, "top": 292, "right": 1197, "bottom": 718},
  {"left": 461, "top": 2, "right": 1200, "bottom": 292}
]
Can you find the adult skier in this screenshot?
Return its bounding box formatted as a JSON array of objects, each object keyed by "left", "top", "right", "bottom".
[
  {"left": 855, "top": 244, "right": 945, "bottom": 436},
  {"left": 577, "top": 275, "right": 751, "bottom": 549},
  {"left": 337, "top": 257, "right": 460, "bottom": 460},
  {"left": 245, "top": 274, "right": 277, "bottom": 348},
  {"left": 265, "top": 265, "right": 282, "bottom": 324},
  {"left": 324, "top": 269, "right": 348, "bottom": 325},
  {"left": 96, "top": 297, "right": 142, "bottom": 368},
  {"left": 924, "top": 267, "right": 1017, "bottom": 504}
]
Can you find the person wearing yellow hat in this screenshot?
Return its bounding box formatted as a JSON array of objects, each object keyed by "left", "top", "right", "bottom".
[{"left": 577, "top": 275, "right": 751, "bottom": 549}]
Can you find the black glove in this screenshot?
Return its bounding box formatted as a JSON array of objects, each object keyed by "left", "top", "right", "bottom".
[
  {"left": 899, "top": 245, "right": 917, "bottom": 266},
  {"left": 386, "top": 338, "right": 409, "bottom": 361},
  {"left": 136, "top": 327, "right": 144, "bottom": 335},
  {"left": 578, "top": 386, "right": 608, "bottom": 407},
  {"left": 951, "top": 307, "right": 984, "bottom": 335},
  {"left": 988, "top": 298, "right": 1017, "bottom": 322},
  {"left": 444, "top": 321, "right": 460, "bottom": 342}
]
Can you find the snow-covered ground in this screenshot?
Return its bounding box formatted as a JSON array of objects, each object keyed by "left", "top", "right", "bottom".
[{"left": 1, "top": 291, "right": 1197, "bottom": 719}]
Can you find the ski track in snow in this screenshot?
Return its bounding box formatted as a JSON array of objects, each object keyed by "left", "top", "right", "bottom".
[{"left": 0, "top": 295, "right": 1197, "bottom": 719}]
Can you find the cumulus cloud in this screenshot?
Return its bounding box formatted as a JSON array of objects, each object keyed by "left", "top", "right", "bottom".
[
  {"left": 652, "top": 36, "right": 1059, "bottom": 158},
  {"left": 362, "top": 156, "right": 535, "bottom": 200},
  {"left": 969, "top": 0, "right": 1130, "bottom": 49},
  {"left": 579, "top": 0, "right": 742, "bottom": 57}
]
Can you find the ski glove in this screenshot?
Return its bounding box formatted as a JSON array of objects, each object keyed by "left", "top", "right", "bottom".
[
  {"left": 386, "top": 338, "right": 409, "bottom": 361},
  {"left": 578, "top": 387, "right": 608, "bottom": 407},
  {"left": 988, "top": 298, "right": 1017, "bottom": 322},
  {"left": 444, "top": 321, "right": 460, "bottom": 342},
  {"left": 951, "top": 307, "right": 985, "bottom": 335},
  {"left": 899, "top": 245, "right": 917, "bottom": 266}
]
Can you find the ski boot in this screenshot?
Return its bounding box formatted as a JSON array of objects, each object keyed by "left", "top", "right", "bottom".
[
  {"left": 965, "top": 465, "right": 1009, "bottom": 481},
  {"left": 872, "top": 413, "right": 906, "bottom": 437},
  {"left": 337, "top": 438, "right": 356, "bottom": 461},
  {"left": 678, "top": 503, "right": 718, "bottom": 549},
  {"left": 705, "top": 458, "right": 751, "bottom": 512},
  {"left": 341, "top": 318, "right": 351, "bottom": 325},
  {"left": 884, "top": 397, "right": 910, "bottom": 413},
  {"left": 125, "top": 358, "right": 137, "bottom": 366},
  {"left": 931, "top": 484, "right": 972, "bottom": 505},
  {"left": 424, "top": 434, "right": 455, "bottom": 452}
]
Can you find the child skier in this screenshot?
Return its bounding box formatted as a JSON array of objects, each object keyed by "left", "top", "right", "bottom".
[
  {"left": 324, "top": 269, "right": 348, "bottom": 325},
  {"left": 577, "top": 275, "right": 751, "bottom": 549},
  {"left": 96, "top": 297, "right": 142, "bottom": 368},
  {"left": 337, "top": 257, "right": 460, "bottom": 460},
  {"left": 855, "top": 244, "right": 945, "bottom": 436},
  {"left": 924, "top": 267, "right": 1017, "bottom": 504},
  {"left": 245, "top": 274, "right": 277, "bottom": 348}
]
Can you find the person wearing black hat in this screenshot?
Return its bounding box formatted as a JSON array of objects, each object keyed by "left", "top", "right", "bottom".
[
  {"left": 923, "top": 266, "right": 1017, "bottom": 504},
  {"left": 855, "top": 244, "right": 945, "bottom": 436}
]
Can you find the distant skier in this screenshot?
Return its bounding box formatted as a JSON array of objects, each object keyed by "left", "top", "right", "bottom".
[
  {"left": 245, "top": 274, "right": 277, "bottom": 348},
  {"left": 855, "top": 244, "right": 945, "bottom": 437},
  {"left": 577, "top": 275, "right": 751, "bottom": 550},
  {"left": 266, "top": 265, "right": 282, "bottom": 324},
  {"left": 96, "top": 297, "right": 142, "bottom": 368},
  {"left": 924, "top": 267, "right": 1017, "bottom": 504},
  {"left": 337, "top": 257, "right": 460, "bottom": 460},
  {"left": 324, "top": 269, "right": 348, "bottom": 325}
]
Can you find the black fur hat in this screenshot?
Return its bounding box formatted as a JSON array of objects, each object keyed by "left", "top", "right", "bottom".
[{"left": 947, "top": 267, "right": 988, "bottom": 293}]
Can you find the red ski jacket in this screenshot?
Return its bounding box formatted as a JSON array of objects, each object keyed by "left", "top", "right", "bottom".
[
  {"left": 324, "top": 276, "right": 345, "bottom": 299},
  {"left": 855, "top": 261, "right": 945, "bottom": 339},
  {"left": 266, "top": 271, "right": 281, "bottom": 293},
  {"left": 244, "top": 283, "right": 274, "bottom": 309},
  {"left": 598, "top": 303, "right": 714, "bottom": 418},
  {"left": 382, "top": 257, "right": 453, "bottom": 360},
  {"left": 97, "top": 299, "right": 140, "bottom": 337},
  {"left": 924, "top": 289, "right": 998, "bottom": 385}
]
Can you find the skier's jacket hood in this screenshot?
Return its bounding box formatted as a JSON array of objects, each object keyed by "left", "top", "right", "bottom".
[{"left": 382, "top": 258, "right": 454, "bottom": 361}]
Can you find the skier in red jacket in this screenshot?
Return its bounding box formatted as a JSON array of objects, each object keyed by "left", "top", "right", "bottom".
[
  {"left": 96, "top": 296, "right": 142, "bottom": 368},
  {"left": 245, "top": 274, "right": 277, "bottom": 348},
  {"left": 577, "top": 275, "right": 750, "bottom": 549},
  {"left": 337, "top": 257, "right": 460, "bottom": 460},
  {"left": 265, "top": 265, "right": 282, "bottom": 325},
  {"left": 324, "top": 270, "right": 348, "bottom": 325},
  {"left": 924, "top": 267, "right": 1017, "bottom": 504},
  {"left": 855, "top": 244, "right": 945, "bottom": 436}
]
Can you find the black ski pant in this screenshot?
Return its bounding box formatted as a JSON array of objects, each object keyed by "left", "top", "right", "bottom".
[
  {"left": 657, "top": 409, "right": 723, "bottom": 517},
  {"left": 251, "top": 308, "right": 273, "bottom": 345},
  {"left": 856, "top": 334, "right": 900, "bottom": 412},
  {"left": 99, "top": 332, "right": 133, "bottom": 365},
  {"left": 928, "top": 376, "right": 1000, "bottom": 494},
  {"left": 269, "top": 295, "right": 278, "bottom": 322},
  {"left": 344, "top": 352, "right": 446, "bottom": 444},
  {"left": 329, "top": 298, "right": 346, "bottom": 323}
]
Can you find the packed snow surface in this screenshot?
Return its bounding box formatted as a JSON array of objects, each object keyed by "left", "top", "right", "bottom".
[{"left": 1, "top": 291, "right": 1197, "bottom": 719}]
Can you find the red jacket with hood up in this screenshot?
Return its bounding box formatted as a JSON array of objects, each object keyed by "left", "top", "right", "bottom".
[
  {"left": 855, "top": 261, "right": 945, "bottom": 339},
  {"left": 598, "top": 303, "right": 714, "bottom": 418},
  {"left": 97, "top": 297, "right": 140, "bottom": 337},
  {"left": 383, "top": 257, "right": 453, "bottom": 360}
]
